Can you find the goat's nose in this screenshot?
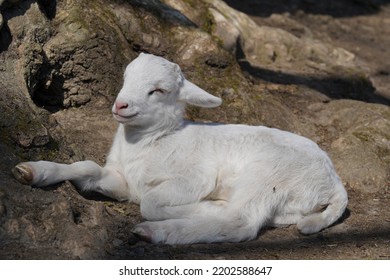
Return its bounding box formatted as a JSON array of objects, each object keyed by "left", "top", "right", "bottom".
[{"left": 115, "top": 101, "right": 129, "bottom": 112}]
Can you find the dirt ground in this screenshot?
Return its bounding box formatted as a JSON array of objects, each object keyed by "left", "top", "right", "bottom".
[{"left": 1, "top": 0, "right": 389, "bottom": 260}]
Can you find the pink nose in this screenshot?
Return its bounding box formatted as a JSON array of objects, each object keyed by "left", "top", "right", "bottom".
[{"left": 115, "top": 101, "right": 128, "bottom": 112}]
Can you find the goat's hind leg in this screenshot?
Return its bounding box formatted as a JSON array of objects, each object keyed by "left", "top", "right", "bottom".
[
  {"left": 133, "top": 201, "right": 268, "bottom": 244},
  {"left": 133, "top": 214, "right": 262, "bottom": 244},
  {"left": 12, "top": 160, "right": 129, "bottom": 201}
]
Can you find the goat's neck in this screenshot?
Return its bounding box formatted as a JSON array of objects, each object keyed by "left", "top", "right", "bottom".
[{"left": 123, "top": 119, "right": 183, "bottom": 145}]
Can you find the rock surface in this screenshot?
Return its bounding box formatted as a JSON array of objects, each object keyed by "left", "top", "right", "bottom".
[{"left": 0, "top": 0, "right": 389, "bottom": 259}]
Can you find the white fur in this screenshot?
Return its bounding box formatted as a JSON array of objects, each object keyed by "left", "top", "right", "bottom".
[{"left": 13, "top": 53, "right": 348, "bottom": 244}]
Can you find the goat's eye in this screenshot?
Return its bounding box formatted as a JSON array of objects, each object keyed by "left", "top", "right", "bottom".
[{"left": 148, "top": 88, "right": 165, "bottom": 96}]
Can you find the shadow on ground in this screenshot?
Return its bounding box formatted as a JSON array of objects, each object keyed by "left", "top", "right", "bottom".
[
  {"left": 224, "top": 0, "right": 390, "bottom": 18},
  {"left": 107, "top": 225, "right": 390, "bottom": 259},
  {"left": 236, "top": 43, "right": 390, "bottom": 105}
]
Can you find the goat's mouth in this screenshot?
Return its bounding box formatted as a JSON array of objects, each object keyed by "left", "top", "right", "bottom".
[{"left": 112, "top": 112, "right": 139, "bottom": 122}]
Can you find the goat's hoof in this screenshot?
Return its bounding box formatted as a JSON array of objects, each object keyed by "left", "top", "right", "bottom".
[
  {"left": 131, "top": 226, "right": 152, "bottom": 243},
  {"left": 12, "top": 164, "right": 34, "bottom": 185}
]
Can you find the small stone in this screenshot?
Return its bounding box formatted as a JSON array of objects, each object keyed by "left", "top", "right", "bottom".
[
  {"left": 69, "top": 87, "right": 79, "bottom": 95},
  {"left": 16, "top": 125, "right": 50, "bottom": 148},
  {"left": 70, "top": 94, "right": 91, "bottom": 107},
  {"left": 32, "top": 134, "right": 50, "bottom": 147},
  {"left": 112, "top": 238, "right": 123, "bottom": 247},
  {"left": 17, "top": 133, "right": 33, "bottom": 148}
]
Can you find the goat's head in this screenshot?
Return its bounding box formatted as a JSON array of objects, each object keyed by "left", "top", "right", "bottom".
[{"left": 112, "top": 53, "right": 222, "bottom": 128}]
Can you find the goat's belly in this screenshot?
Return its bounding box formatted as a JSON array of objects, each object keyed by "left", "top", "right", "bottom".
[{"left": 215, "top": 133, "right": 333, "bottom": 193}]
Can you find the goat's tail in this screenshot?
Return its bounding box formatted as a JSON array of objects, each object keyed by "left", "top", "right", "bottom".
[{"left": 297, "top": 182, "right": 348, "bottom": 234}]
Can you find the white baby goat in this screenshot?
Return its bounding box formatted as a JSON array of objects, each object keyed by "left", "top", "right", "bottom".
[{"left": 12, "top": 53, "right": 348, "bottom": 244}]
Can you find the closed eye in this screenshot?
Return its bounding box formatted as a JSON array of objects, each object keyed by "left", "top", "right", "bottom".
[{"left": 148, "top": 88, "right": 165, "bottom": 95}]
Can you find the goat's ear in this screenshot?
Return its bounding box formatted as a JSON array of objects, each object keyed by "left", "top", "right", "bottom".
[{"left": 178, "top": 79, "right": 222, "bottom": 108}]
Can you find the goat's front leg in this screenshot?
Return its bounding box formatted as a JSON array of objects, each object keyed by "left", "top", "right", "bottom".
[{"left": 12, "top": 161, "right": 129, "bottom": 201}]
